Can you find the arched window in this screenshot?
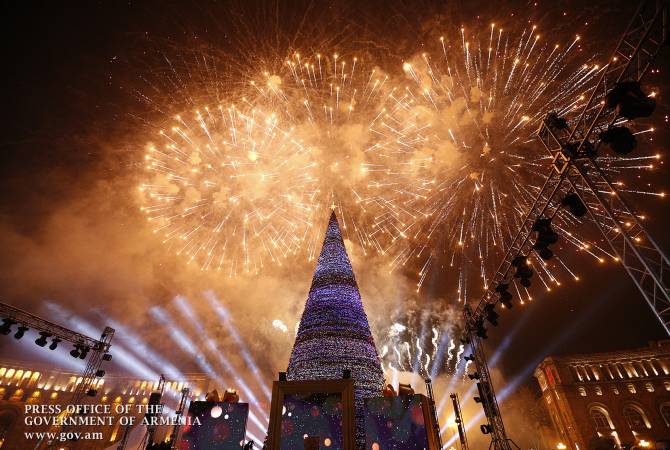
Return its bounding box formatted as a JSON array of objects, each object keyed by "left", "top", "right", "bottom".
[
  {"left": 659, "top": 403, "right": 670, "bottom": 427},
  {"left": 590, "top": 406, "right": 615, "bottom": 432},
  {"left": 623, "top": 404, "right": 651, "bottom": 430}
]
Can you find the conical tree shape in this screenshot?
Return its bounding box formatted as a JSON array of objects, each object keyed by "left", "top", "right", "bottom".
[{"left": 287, "top": 211, "right": 384, "bottom": 448}]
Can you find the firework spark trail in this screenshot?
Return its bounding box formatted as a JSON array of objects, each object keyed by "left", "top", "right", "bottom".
[
  {"left": 430, "top": 335, "right": 454, "bottom": 381},
  {"left": 445, "top": 339, "right": 457, "bottom": 368}
]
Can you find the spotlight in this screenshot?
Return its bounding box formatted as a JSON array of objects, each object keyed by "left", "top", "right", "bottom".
[
  {"left": 534, "top": 245, "right": 554, "bottom": 260},
  {"left": 468, "top": 372, "right": 480, "bottom": 380},
  {"left": 561, "top": 193, "right": 587, "bottom": 217},
  {"left": 532, "top": 218, "right": 558, "bottom": 261},
  {"left": 49, "top": 338, "right": 61, "bottom": 350},
  {"left": 95, "top": 369, "right": 106, "bottom": 377},
  {"left": 606, "top": 81, "right": 656, "bottom": 119},
  {"left": 483, "top": 304, "right": 499, "bottom": 326},
  {"left": 480, "top": 424, "right": 493, "bottom": 435},
  {"left": 464, "top": 354, "right": 475, "bottom": 362},
  {"left": 512, "top": 256, "right": 533, "bottom": 287},
  {"left": 102, "top": 353, "right": 112, "bottom": 361},
  {"left": 86, "top": 389, "right": 97, "bottom": 397},
  {"left": 35, "top": 331, "right": 51, "bottom": 347},
  {"left": 565, "top": 140, "right": 596, "bottom": 158},
  {"left": 70, "top": 345, "right": 82, "bottom": 358},
  {"left": 474, "top": 319, "right": 488, "bottom": 339},
  {"left": 501, "top": 298, "right": 513, "bottom": 309},
  {"left": 79, "top": 346, "right": 90, "bottom": 360},
  {"left": 600, "top": 126, "right": 637, "bottom": 155},
  {"left": 278, "top": 371, "right": 287, "bottom": 381},
  {"left": 532, "top": 218, "right": 558, "bottom": 244},
  {"left": 546, "top": 112, "right": 568, "bottom": 130},
  {"left": 495, "top": 284, "right": 513, "bottom": 309},
  {"left": 0, "top": 319, "right": 16, "bottom": 336},
  {"left": 13, "top": 326, "right": 28, "bottom": 340}
]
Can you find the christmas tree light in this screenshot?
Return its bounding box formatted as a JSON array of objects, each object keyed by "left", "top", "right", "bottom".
[{"left": 287, "top": 211, "right": 384, "bottom": 448}]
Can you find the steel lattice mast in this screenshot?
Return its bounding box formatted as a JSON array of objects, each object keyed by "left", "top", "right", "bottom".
[
  {"left": 450, "top": 392, "right": 470, "bottom": 450},
  {"left": 462, "top": 0, "right": 669, "bottom": 447}
]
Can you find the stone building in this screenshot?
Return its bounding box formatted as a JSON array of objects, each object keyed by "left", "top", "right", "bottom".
[
  {"left": 534, "top": 341, "right": 670, "bottom": 449},
  {"left": 0, "top": 358, "right": 211, "bottom": 449}
]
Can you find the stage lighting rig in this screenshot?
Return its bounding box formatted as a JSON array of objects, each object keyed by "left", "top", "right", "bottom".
[
  {"left": 462, "top": 1, "right": 668, "bottom": 449},
  {"left": 450, "top": 393, "right": 470, "bottom": 450},
  {"left": 0, "top": 301, "right": 114, "bottom": 409}
]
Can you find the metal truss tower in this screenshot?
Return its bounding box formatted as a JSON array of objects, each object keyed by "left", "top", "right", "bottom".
[
  {"left": 450, "top": 392, "right": 470, "bottom": 450},
  {"left": 463, "top": 0, "right": 668, "bottom": 447}
]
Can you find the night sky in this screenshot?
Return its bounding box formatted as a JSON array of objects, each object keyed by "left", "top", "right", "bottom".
[{"left": 1, "top": 0, "right": 669, "bottom": 427}]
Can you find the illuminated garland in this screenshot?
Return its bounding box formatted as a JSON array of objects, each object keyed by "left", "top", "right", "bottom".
[{"left": 287, "top": 212, "right": 384, "bottom": 448}]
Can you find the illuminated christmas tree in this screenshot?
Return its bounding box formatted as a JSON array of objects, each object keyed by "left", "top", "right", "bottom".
[{"left": 287, "top": 211, "right": 384, "bottom": 448}]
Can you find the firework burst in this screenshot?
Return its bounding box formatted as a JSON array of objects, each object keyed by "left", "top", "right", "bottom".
[
  {"left": 140, "top": 104, "right": 320, "bottom": 275},
  {"left": 396, "top": 24, "right": 663, "bottom": 297},
  {"left": 137, "top": 22, "right": 661, "bottom": 294}
]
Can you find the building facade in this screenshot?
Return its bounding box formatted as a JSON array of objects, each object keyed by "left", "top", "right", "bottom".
[
  {"left": 534, "top": 341, "right": 670, "bottom": 450},
  {"left": 0, "top": 358, "right": 212, "bottom": 449}
]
